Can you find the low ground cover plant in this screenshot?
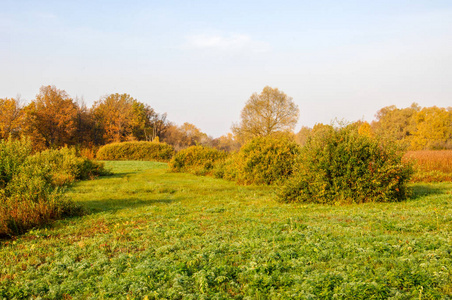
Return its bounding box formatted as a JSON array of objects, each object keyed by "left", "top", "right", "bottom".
[
  {"left": 0, "top": 139, "right": 108, "bottom": 237},
  {"left": 216, "top": 135, "right": 301, "bottom": 185},
  {"left": 169, "top": 145, "right": 228, "bottom": 176},
  {"left": 280, "top": 124, "right": 413, "bottom": 204},
  {"left": 404, "top": 150, "right": 452, "bottom": 182},
  {"left": 96, "top": 141, "right": 174, "bottom": 162}
]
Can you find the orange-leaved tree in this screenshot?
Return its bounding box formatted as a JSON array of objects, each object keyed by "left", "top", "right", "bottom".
[{"left": 23, "top": 86, "right": 78, "bottom": 149}]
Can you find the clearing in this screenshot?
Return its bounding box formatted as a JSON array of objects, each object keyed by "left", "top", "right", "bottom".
[{"left": 1, "top": 161, "right": 451, "bottom": 299}]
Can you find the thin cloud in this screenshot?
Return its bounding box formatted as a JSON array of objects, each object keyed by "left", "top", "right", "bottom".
[{"left": 184, "top": 33, "right": 270, "bottom": 53}]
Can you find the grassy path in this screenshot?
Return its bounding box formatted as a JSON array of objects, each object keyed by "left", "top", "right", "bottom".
[{"left": 1, "top": 161, "right": 452, "bottom": 299}]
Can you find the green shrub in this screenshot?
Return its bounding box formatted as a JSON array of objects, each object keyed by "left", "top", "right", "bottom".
[
  {"left": 216, "top": 135, "right": 301, "bottom": 185},
  {"left": 0, "top": 139, "right": 106, "bottom": 237},
  {"left": 279, "top": 124, "right": 413, "bottom": 204},
  {"left": 169, "top": 145, "right": 229, "bottom": 176},
  {"left": 29, "top": 147, "right": 110, "bottom": 186},
  {"left": 212, "top": 154, "right": 240, "bottom": 180},
  {"left": 0, "top": 137, "right": 33, "bottom": 189},
  {"left": 96, "top": 141, "right": 174, "bottom": 162}
]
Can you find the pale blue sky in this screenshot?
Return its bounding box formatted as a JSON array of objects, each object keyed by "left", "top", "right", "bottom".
[{"left": 1, "top": 0, "right": 452, "bottom": 137}]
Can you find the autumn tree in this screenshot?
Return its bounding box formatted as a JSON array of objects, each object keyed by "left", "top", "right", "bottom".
[
  {"left": 295, "top": 126, "right": 312, "bottom": 146},
  {"left": 211, "top": 133, "right": 241, "bottom": 152},
  {"left": 410, "top": 106, "right": 452, "bottom": 150},
  {"left": 0, "top": 97, "right": 24, "bottom": 140},
  {"left": 23, "top": 86, "right": 78, "bottom": 149},
  {"left": 148, "top": 112, "right": 170, "bottom": 142},
  {"left": 72, "top": 97, "right": 97, "bottom": 147},
  {"left": 93, "top": 93, "right": 166, "bottom": 144},
  {"left": 232, "top": 86, "right": 299, "bottom": 142},
  {"left": 131, "top": 101, "right": 157, "bottom": 141},
  {"left": 92, "top": 93, "right": 137, "bottom": 143},
  {"left": 371, "top": 103, "right": 419, "bottom": 148},
  {"left": 161, "top": 122, "right": 210, "bottom": 151}
]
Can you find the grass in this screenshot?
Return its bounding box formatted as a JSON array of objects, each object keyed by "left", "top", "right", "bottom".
[{"left": 1, "top": 161, "right": 452, "bottom": 299}]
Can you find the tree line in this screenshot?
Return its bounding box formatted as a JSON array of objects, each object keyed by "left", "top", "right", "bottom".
[
  {"left": 1, "top": 85, "right": 451, "bottom": 152},
  {"left": 296, "top": 103, "right": 452, "bottom": 150},
  {"left": 0, "top": 85, "right": 237, "bottom": 151}
]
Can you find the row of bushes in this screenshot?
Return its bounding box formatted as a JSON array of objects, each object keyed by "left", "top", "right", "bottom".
[
  {"left": 169, "top": 124, "right": 414, "bottom": 204},
  {"left": 0, "top": 139, "right": 109, "bottom": 237}
]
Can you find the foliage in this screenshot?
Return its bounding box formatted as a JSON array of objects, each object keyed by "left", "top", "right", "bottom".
[
  {"left": 211, "top": 133, "right": 241, "bottom": 152},
  {"left": 23, "top": 85, "right": 79, "bottom": 150},
  {"left": 372, "top": 103, "right": 452, "bottom": 150},
  {"left": 29, "top": 147, "right": 110, "bottom": 186},
  {"left": 232, "top": 86, "right": 299, "bottom": 142},
  {"left": 92, "top": 93, "right": 138, "bottom": 143},
  {"left": 169, "top": 145, "right": 228, "bottom": 176},
  {"left": 0, "top": 139, "right": 100, "bottom": 236},
  {"left": 217, "top": 135, "right": 301, "bottom": 185},
  {"left": 410, "top": 106, "right": 452, "bottom": 150},
  {"left": 295, "top": 126, "right": 312, "bottom": 146},
  {"left": 404, "top": 150, "right": 452, "bottom": 182},
  {"left": 73, "top": 97, "right": 98, "bottom": 147},
  {"left": 279, "top": 123, "right": 413, "bottom": 204},
  {"left": 0, "top": 97, "right": 24, "bottom": 140},
  {"left": 371, "top": 103, "right": 419, "bottom": 148},
  {"left": 96, "top": 141, "right": 174, "bottom": 162},
  {"left": 2, "top": 161, "right": 452, "bottom": 298},
  {"left": 162, "top": 122, "right": 211, "bottom": 151}
]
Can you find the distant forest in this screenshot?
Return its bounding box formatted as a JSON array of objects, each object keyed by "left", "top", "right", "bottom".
[{"left": 1, "top": 85, "right": 451, "bottom": 151}]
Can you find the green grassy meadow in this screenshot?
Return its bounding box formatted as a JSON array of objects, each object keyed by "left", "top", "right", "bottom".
[{"left": 1, "top": 161, "right": 452, "bottom": 299}]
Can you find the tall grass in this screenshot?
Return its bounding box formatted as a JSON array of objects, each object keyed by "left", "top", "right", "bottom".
[{"left": 404, "top": 150, "right": 452, "bottom": 182}]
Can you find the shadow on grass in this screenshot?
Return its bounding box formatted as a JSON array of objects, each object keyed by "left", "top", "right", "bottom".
[
  {"left": 410, "top": 184, "right": 449, "bottom": 199},
  {"left": 84, "top": 197, "right": 176, "bottom": 213},
  {"left": 98, "top": 172, "right": 137, "bottom": 179}
]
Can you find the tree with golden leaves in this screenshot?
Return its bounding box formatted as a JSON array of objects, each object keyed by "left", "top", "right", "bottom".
[
  {"left": 232, "top": 86, "right": 299, "bottom": 142},
  {"left": 0, "top": 97, "right": 24, "bottom": 140},
  {"left": 410, "top": 106, "right": 452, "bottom": 150}
]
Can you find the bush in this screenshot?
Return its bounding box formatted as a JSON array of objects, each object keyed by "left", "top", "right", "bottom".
[
  {"left": 0, "top": 137, "right": 32, "bottom": 189},
  {"left": 0, "top": 139, "right": 107, "bottom": 237},
  {"left": 279, "top": 124, "right": 413, "bottom": 204},
  {"left": 169, "top": 145, "right": 229, "bottom": 176},
  {"left": 29, "top": 147, "right": 110, "bottom": 186},
  {"left": 216, "top": 135, "right": 301, "bottom": 185},
  {"left": 96, "top": 141, "right": 174, "bottom": 162}
]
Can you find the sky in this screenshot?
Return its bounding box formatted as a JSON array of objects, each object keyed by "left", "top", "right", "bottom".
[{"left": 1, "top": 0, "right": 452, "bottom": 138}]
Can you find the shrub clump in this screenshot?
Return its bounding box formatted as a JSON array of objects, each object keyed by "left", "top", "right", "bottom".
[
  {"left": 29, "top": 147, "right": 110, "bottom": 186},
  {"left": 279, "top": 124, "right": 413, "bottom": 204},
  {"left": 0, "top": 139, "right": 108, "bottom": 237},
  {"left": 96, "top": 141, "right": 174, "bottom": 162},
  {"left": 216, "top": 135, "right": 301, "bottom": 185},
  {"left": 169, "top": 145, "right": 228, "bottom": 176}
]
